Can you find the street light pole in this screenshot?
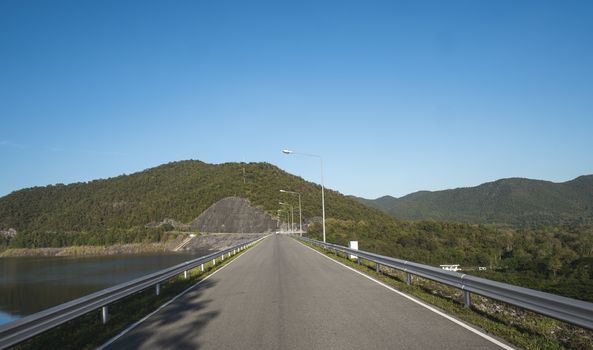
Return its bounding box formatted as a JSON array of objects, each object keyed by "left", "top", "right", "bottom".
[
  {"left": 280, "top": 190, "right": 302, "bottom": 237},
  {"left": 279, "top": 202, "right": 293, "bottom": 234},
  {"left": 282, "top": 149, "right": 326, "bottom": 242},
  {"left": 277, "top": 209, "right": 289, "bottom": 233}
]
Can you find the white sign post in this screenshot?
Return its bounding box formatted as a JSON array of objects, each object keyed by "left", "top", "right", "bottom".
[{"left": 349, "top": 241, "right": 358, "bottom": 260}]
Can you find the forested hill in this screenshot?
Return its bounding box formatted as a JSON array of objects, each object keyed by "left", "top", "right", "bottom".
[
  {"left": 0, "top": 160, "right": 392, "bottom": 245},
  {"left": 353, "top": 195, "right": 398, "bottom": 213},
  {"left": 353, "top": 175, "right": 593, "bottom": 226}
]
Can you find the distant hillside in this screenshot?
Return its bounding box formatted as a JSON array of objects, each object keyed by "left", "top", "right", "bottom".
[
  {"left": 354, "top": 176, "right": 593, "bottom": 226},
  {"left": 0, "top": 160, "right": 392, "bottom": 247},
  {"left": 350, "top": 195, "right": 399, "bottom": 213}
]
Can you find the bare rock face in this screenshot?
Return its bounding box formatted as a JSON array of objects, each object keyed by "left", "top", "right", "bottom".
[
  {"left": 190, "top": 197, "right": 277, "bottom": 233},
  {"left": 0, "top": 228, "right": 17, "bottom": 238}
]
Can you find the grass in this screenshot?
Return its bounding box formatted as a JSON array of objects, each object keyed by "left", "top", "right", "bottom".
[
  {"left": 300, "top": 240, "right": 593, "bottom": 350},
  {"left": 0, "top": 243, "right": 170, "bottom": 257},
  {"left": 12, "top": 242, "right": 260, "bottom": 350}
]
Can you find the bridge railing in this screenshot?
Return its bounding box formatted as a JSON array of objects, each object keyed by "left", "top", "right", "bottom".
[
  {"left": 298, "top": 236, "right": 593, "bottom": 331},
  {"left": 0, "top": 236, "right": 266, "bottom": 350}
]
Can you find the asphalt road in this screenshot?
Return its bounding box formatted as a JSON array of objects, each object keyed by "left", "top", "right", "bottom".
[{"left": 105, "top": 235, "right": 511, "bottom": 350}]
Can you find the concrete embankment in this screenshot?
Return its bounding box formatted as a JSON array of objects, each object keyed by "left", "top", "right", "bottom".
[{"left": 182, "top": 233, "right": 265, "bottom": 251}]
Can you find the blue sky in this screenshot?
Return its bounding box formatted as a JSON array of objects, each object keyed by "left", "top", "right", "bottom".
[{"left": 1, "top": 0, "right": 592, "bottom": 199}]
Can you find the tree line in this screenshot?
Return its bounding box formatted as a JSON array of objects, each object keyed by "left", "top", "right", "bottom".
[{"left": 307, "top": 220, "right": 593, "bottom": 301}]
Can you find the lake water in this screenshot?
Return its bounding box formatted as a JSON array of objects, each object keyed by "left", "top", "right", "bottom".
[{"left": 0, "top": 251, "right": 210, "bottom": 325}]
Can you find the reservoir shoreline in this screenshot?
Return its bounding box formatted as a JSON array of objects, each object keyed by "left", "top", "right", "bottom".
[
  {"left": 0, "top": 232, "right": 265, "bottom": 324},
  {"left": 0, "top": 232, "right": 265, "bottom": 258},
  {"left": 0, "top": 242, "right": 173, "bottom": 258}
]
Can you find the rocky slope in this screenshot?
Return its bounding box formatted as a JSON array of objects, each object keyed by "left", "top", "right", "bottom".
[{"left": 190, "top": 197, "right": 278, "bottom": 233}]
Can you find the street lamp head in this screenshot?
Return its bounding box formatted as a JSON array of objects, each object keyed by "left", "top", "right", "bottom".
[{"left": 282, "top": 149, "right": 293, "bottom": 155}]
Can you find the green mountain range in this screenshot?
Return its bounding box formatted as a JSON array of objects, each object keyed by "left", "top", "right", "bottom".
[
  {"left": 0, "top": 160, "right": 391, "bottom": 247},
  {"left": 353, "top": 176, "right": 593, "bottom": 226}
]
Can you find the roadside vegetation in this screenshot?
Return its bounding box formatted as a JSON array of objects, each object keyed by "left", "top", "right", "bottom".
[
  {"left": 301, "top": 240, "right": 593, "bottom": 350},
  {"left": 307, "top": 220, "right": 593, "bottom": 302}
]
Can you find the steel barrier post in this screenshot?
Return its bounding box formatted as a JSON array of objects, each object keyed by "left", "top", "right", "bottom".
[
  {"left": 101, "top": 306, "right": 109, "bottom": 324},
  {"left": 184, "top": 270, "right": 188, "bottom": 279},
  {"left": 463, "top": 290, "right": 471, "bottom": 308},
  {"left": 156, "top": 283, "right": 160, "bottom": 296},
  {"left": 406, "top": 272, "right": 412, "bottom": 285},
  {"left": 375, "top": 263, "right": 380, "bottom": 273},
  {"left": 201, "top": 264, "right": 204, "bottom": 272}
]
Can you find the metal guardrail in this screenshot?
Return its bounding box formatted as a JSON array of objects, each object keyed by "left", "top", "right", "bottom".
[
  {"left": 299, "top": 236, "right": 593, "bottom": 331},
  {"left": 0, "top": 236, "right": 266, "bottom": 349}
]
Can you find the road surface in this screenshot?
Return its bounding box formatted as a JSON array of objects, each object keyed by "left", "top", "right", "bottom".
[{"left": 105, "top": 235, "right": 511, "bottom": 349}]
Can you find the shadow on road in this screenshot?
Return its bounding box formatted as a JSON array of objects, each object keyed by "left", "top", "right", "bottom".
[{"left": 106, "top": 278, "right": 220, "bottom": 349}]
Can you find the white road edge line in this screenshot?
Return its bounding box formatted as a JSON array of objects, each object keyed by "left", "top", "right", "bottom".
[
  {"left": 296, "top": 240, "right": 516, "bottom": 350},
  {"left": 97, "top": 237, "right": 268, "bottom": 350}
]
